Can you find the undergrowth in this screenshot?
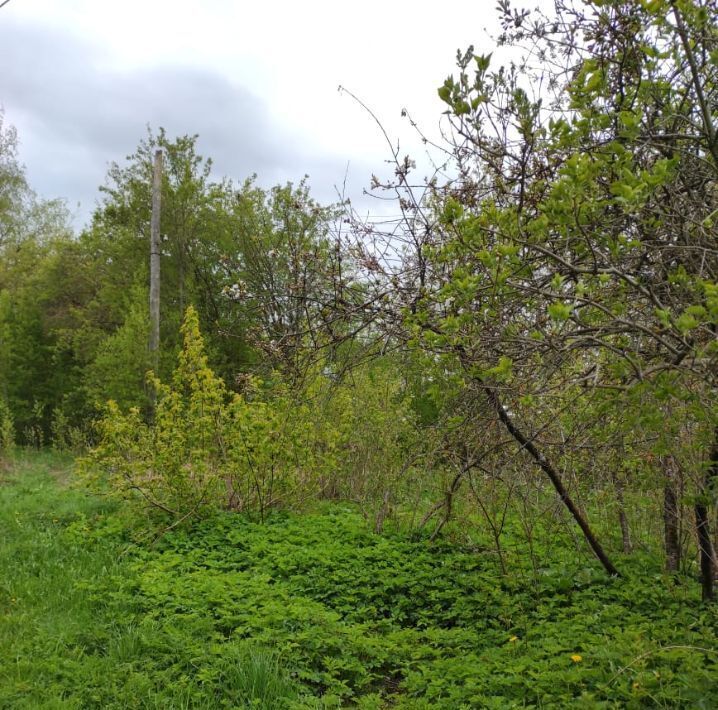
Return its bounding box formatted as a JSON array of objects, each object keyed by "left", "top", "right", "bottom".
[{"left": 1, "top": 453, "right": 717, "bottom": 708}]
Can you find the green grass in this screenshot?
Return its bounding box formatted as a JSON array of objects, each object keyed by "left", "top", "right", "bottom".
[
  {"left": 1, "top": 452, "right": 717, "bottom": 708},
  {"left": 0, "top": 452, "right": 302, "bottom": 709}
]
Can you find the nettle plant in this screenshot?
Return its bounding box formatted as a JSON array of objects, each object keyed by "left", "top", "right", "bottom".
[{"left": 86, "top": 307, "right": 320, "bottom": 522}]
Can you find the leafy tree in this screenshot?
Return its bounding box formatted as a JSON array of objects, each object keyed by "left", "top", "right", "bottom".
[
  {"left": 347, "top": 0, "right": 718, "bottom": 593},
  {"left": 0, "top": 113, "right": 72, "bottom": 441},
  {"left": 92, "top": 128, "right": 341, "bottom": 387},
  {"left": 83, "top": 284, "right": 153, "bottom": 413},
  {"left": 92, "top": 128, "right": 228, "bottom": 366},
  {"left": 1, "top": 120, "right": 341, "bottom": 445},
  {"left": 0, "top": 110, "right": 27, "bottom": 250},
  {"left": 219, "top": 178, "right": 341, "bottom": 380}
]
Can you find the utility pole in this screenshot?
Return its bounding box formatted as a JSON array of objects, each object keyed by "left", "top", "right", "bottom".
[{"left": 149, "top": 149, "right": 162, "bottom": 371}]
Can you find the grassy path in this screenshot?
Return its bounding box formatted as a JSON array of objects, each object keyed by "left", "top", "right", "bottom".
[{"left": 0, "top": 453, "right": 141, "bottom": 708}]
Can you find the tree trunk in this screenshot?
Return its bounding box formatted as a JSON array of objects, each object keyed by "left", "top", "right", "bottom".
[
  {"left": 695, "top": 502, "right": 714, "bottom": 601},
  {"left": 662, "top": 456, "right": 681, "bottom": 574},
  {"left": 481, "top": 381, "right": 620, "bottom": 577},
  {"left": 429, "top": 468, "right": 465, "bottom": 542},
  {"left": 611, "top": 469, "right": 632, "bottom": 553},
  {"left": 696, "top": 428, "right": 718, "bottom": 601},
  {"left": 149, "top": 149, "right": 163, "bottom": 372}
]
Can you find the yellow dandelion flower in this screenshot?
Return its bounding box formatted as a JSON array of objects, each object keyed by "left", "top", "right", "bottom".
[
  {"left": 509, "top": 636, "right": 519, "bottom": 643},
  {"left": 570, "top": 654, "right": 583, "bottom": 663}
]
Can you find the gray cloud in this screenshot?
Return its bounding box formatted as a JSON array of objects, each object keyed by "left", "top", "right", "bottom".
[{"left": 0, "top": 18, "right": 376, "bottom": 227}]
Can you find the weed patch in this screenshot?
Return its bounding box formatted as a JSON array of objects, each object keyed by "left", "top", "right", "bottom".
[{"left": 1, "top": 455, "right": 717, "bottom": 708}]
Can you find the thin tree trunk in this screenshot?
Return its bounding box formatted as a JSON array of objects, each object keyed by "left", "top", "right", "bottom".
[
  {"left": 472, "top": 484, "right": 509, "bottom": 576},
  {"left": 696, "top": 502, "right": 715, "bottom": 601},
  {"left": 481, "top": 381, "right": 620, "bottom": 577},
  {"left": 696, "top": 428, "right": 718, "bottom": 601},
  {"left": 611, "top": 469, "right": 632, "bottom": 553},
  {"left": 149, "top": 149, "right": 163, "bottom": 372},
  {"left": 662, "top": 456, "right": 681, "bottom": 574},
  {"left": 429, "top": 468, "right": 465, "bottom": 542},
  {"left": 374, "top": 489, "right": 392, "bottom": 534}
]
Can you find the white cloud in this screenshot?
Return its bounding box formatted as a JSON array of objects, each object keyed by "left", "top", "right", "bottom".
[{"left": 0, "top": 0, "right": 511, "bottom": 226}]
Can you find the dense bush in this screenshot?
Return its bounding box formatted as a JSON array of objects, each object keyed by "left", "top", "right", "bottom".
[
  {"left": 85, "top": 307, "right": 322, "bottom": 520},
  {"left": 0, "top": 397, "right": 15, "bottom": 455},
  {"left": 87, "top": 307, "right": 435, "bottom": 528}
]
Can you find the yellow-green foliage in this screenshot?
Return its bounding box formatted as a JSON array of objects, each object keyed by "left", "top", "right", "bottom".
[
  {"left": 224, "top": 382, "right": 318, "bottom": 519},
  {"left": 85, "top": 307, "right": 322, "bottom": 521},
  {"left": 86, "top": 309, "right": 431, "bottom": 526},
  {"left": 305, "top": 358, "right": 428, "bottom": 528}
]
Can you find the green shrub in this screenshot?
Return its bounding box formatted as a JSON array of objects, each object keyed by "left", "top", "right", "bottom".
[
  {"left": 0, "top": 397, "right": 15, "bottom": 455},
  {"left": 50, "top": 406, "right": 88, "bottom": 453},
  {"left": 85, "top": 307, "right": 324, "bottom": 522},
  {"left": 305, "top": 357, "right": 430, "bottom": 530},
  {"left": 84, "top": 286, "right": 154, "bottom": 415}
]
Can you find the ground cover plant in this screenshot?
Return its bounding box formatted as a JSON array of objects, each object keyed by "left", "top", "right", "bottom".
[{"left": 2, "top": 453, "right": 717, "bottom": 708}]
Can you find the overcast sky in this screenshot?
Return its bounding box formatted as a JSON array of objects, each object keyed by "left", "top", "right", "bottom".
[{"left": 1, "top": 0, "right": 506, "bottom": 229}]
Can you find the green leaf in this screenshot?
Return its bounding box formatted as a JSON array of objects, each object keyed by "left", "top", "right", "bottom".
[{"left": 548, "top": 302, "right": 572, "bottom": 321}]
